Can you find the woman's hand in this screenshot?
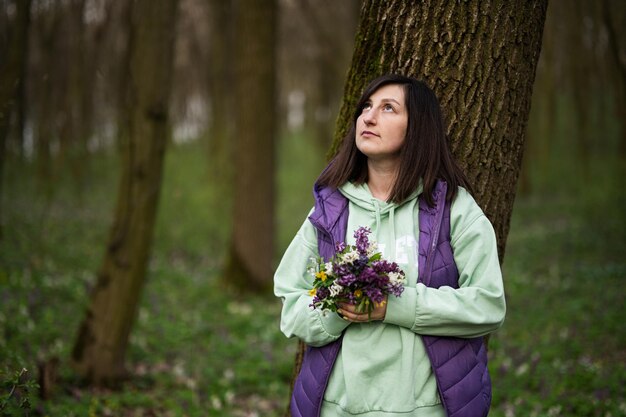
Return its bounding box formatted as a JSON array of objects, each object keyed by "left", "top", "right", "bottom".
[{"left": 337, "top": 296, "right": 388, "bottom": 322}]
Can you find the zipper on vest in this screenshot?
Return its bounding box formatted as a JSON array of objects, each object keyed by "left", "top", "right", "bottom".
[
  {"left": 424, "top": 223, "right": 439, "bottom": 285},
  {"left": 424, "top": 183, "right": 447, "bottom": 284}
]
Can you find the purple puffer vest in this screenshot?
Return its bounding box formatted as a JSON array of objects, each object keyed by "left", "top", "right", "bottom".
[{"left": 290, "top": 180, "right": 491, "bottom": 417}]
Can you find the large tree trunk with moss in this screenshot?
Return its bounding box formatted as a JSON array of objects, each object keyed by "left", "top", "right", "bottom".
[
  {"left": 71, "top": 0, "right": 178, "bottom": 385},
  {"left": 0, "top": 0, "right": 31, "bottom": 239},
  {"left": 286, "top": 0, "right": 547, "bottom": 414},
  {"left": 222, "top": 0, "right": 277, "bottom": 291}
]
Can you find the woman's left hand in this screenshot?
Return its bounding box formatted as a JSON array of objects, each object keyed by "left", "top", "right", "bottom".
[{"left": 337, "top": 296, "right": 388, "bottom": 322}]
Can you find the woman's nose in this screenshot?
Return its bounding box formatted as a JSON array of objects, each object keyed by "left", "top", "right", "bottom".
[{"left": 363, "top": 109, "right": 376, "bottom": 125}]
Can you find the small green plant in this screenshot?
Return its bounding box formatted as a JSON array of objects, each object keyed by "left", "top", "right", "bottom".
[{"left": 0, "top": 367, "right": 39, "bottom": 416}]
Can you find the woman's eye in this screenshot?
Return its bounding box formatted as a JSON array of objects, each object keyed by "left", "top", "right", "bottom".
[
  {"left": 383, "top": 104, "right": 394, "bottom": 112},
  {"left": 362, "top": 103, "right": 372, "bottom": 112}
]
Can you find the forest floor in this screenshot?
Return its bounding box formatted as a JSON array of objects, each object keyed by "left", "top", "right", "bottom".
[{"left": 1, "top": 140, "right": 624, "bottom": 416}]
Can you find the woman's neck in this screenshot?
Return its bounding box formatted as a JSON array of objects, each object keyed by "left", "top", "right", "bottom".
[{"left": 366, "top": 159, "right": 399, "bottom": 201}]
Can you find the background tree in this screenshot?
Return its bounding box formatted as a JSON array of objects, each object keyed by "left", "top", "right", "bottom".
[
  {"left": 287, "top": 0, "right": 548, "bottom": 413},
  {"left": 206, "top": 0, "right": 235, "bottom": 182},
  {"left": 30, "top": 0, "right": 59, "bottom": 183},
  {"left": 522, "top": 0, "right": 626, "bottom": 195},
  {"left": 71, "top": 0, "right": 179, "bottom": 384},
  {"left": 0, "top": 0, "right": 31, "bottom": 238},
  {"left": 222, "top": 0, "right": 278, "bottom": 291},
  {"left": 285, "top": 0, "right": 360, "bottom": 150}
]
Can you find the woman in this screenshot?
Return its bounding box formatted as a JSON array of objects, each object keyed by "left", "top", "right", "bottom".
[{"left": 274, "top": 74, "right": 506, "bottom": 417}]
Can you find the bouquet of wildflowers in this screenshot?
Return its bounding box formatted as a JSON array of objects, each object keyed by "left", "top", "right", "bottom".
[{"left": 308, "top": 227, "right": 405, "bottom": 317}]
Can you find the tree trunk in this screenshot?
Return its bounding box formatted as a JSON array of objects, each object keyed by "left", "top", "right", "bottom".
[
  {"left": 207, "top": 0, "right": 235, "bottom": 182},
  {"left": 13, "top": 0, "right": 31, "bottom": 160},
  {"left": 287, "top": 0, "right": 547, "bottom": 414},
  {"left": 222, "top": 0, "right": 277, "bottom": 291},
  {"left": 113, "top": 0, "right": 133, "bottom": 153},
  {"left": 333, "top": 0, "right": 546, "bottom": 261},
  {"left": 63, "top": 0, "right": 89, "bottom": 189},
  {"left": 34, "top": 3, "right": 60, "bottom": 187},
  {"left": 601, "top": 0, "right": 626, "bottom": 159},
  {"left": 71, "top": 0, "right": 179, "bottom": 385},
  {"left": 0, "top": 0, "right": 32, "bottom": 239}
]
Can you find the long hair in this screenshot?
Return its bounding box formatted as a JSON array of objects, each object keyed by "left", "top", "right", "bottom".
[{"left": 317, "top": 74, "right": 472, "bottom": 206}]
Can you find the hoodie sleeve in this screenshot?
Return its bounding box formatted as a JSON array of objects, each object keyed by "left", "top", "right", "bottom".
[
  {"left": 274, "top": 213, "right": 350, "bottom": 346},
  {"left": 384, "top": 189, "right": 506, "bottom": 338}
]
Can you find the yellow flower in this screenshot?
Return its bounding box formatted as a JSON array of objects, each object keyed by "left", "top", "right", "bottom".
[
  {"left": 316, "top": 271, "right": 328, "bottom": 281},
  {"left": 308, "top": 288, "right": 317, "bottom": 296},
  {"left": 354, "top": 289, "right": 362, "bottom": 298}
]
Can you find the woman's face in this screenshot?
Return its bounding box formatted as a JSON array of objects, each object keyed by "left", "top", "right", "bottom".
[{"left": 355, "top": 84, "right": 408, "bottom": 163}]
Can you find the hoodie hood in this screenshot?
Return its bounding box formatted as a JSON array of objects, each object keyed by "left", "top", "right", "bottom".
[{"left": 338, "top": 181, "right": 422, "bottom": 259}]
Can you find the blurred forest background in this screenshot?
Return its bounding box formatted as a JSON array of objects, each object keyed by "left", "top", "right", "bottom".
[{"left": 0, "top": 0, "right": 625, "bottom": 416}]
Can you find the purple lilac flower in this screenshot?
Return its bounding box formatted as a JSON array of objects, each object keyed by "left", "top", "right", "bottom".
[
  {"left": 372, "top": 260, "right": 399, "bottom": 274},
  {"left": 336, "top": 273, "right": 357, "bottom": 287},
  {"left": 352, "top": 255, "right": 369, "bottom": 272},
  {"left": 354, "top": 227, "right": 371, "bottom": 255},
  {"left": 364, "top": 286, "right": 384, "bottom": 304},
  {"left": 357, "top": 266, "right": 380, "bottom": 284},
  {"left": 388, "top": 283, "right": 405, "bottom": 297},
  {"left": 314, "top": 287, "right": 330, "bottom": 303},
  {"left": 333, "top": 263, "right": 351, "bottom": 277},
  {"left": 335, "top": 241, "right": 346, "bottom": 253}
]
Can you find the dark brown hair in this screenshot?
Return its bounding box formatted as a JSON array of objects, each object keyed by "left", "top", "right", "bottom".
[{"left": 317, "top": 74, "right": 472, "bottom": 206}]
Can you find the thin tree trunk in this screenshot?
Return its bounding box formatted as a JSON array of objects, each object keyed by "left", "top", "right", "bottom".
[
  {"left": 286, "top": 1, "right": 547, "bottom": 414},
  {"left": 33, "top": 2, "right": 60, "bottom": 186},
  {"left": 14, "top": 0, "right": 31, "bottom": 160},
  {"left": 222, "top": 0, "right": 277, "bottom": 291},
  {"left": 207, "top": 0, "right": 235, "bottom": 182},
  {"left": 601, "top": 0, "right": 626, "bottom": 159},
  {"left": 299, "top": 0, "right": 353, "bottom": 151},
  {"left": 71, "top": 0, "right": 179, "bottom": 385},
  {"left": 0, "top": 0, "right": 32, "bottom": 239},
  {"left": 114, "top": 0, "right": 133, "bottom": 153},
  {"left": 58, "top": 0, "right": 89, "bottom": 189}
]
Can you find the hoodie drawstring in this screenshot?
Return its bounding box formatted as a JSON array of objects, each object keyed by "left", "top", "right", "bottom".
[
  {"left": 389, "top": 207, "right": 396, "bottom": 260},
  {"left": 373, "top": 199, "right": 382, "bottom": 242},
  {"left": 371, "top": 200, "right": 397, "bottom": 261}
]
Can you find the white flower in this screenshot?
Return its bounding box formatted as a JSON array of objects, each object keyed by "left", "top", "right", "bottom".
[
  {"left": 388, "top": 271, "right": 405, "bottom": 284},
  {"left": 329, "top": 282, "right": 344, "bottom": 297},
  {"left": 325, "top": 262, "right": 333, "bottom": 272},
  {"left": 367, "top": 242, "right": 379, "bottom": 256},
  {"left": 342, "top": 250, "right": 359, "bottom": 264}
]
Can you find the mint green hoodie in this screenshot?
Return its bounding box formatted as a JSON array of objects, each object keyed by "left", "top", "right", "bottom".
[{"left": 274, "top": 182, "right": 506, "bottom": 417}]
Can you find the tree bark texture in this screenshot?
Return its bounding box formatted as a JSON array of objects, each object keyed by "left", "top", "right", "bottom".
[
  {"left": 287, "top": 1, "right": 547, "bottom": 414},
  {"left": 71, "top": 0, "right": 179, "bottom": 384},
  {"left": 223, "top": 0, "right": 277, "bottom": 291}
]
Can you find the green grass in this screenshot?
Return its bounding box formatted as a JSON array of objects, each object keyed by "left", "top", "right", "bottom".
[
  {"left": 1, "top": 138, "right": 624, "bottom": 416},
  {"left": 489, "top": 173, "right": 626, "bottom": 416}
]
